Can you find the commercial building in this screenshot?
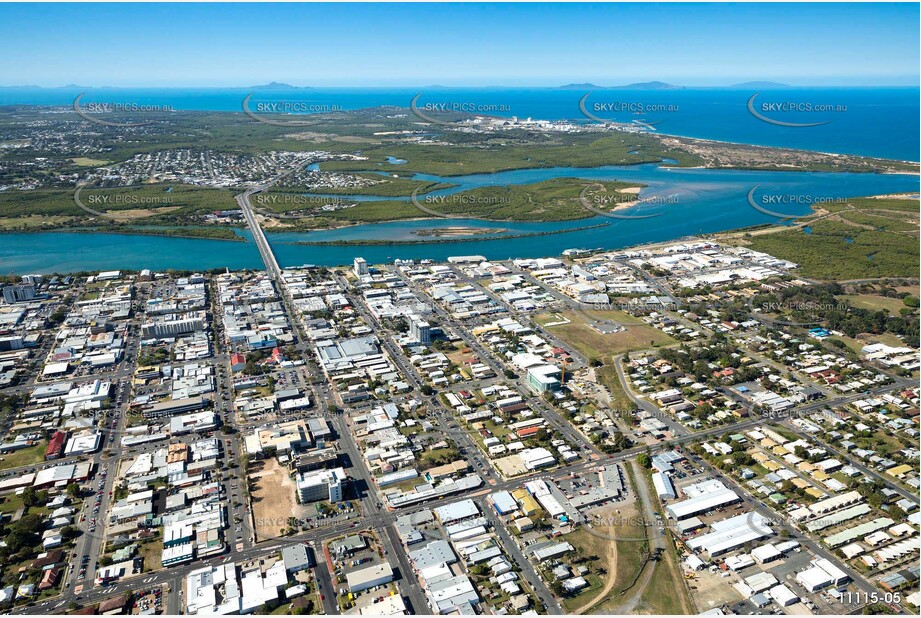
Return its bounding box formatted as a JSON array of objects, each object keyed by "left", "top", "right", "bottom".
[
  {"left": 140, "top": 396, "right": 209, "bottom": 420},
  {"left": 525, "top": 364, "right": 561, "bottom": 394},
  {"left": 296, "top": 467, "right": 345, "bottom": 503},
  {"left": 141, "top": 315, "right": 206, "bottom": 339},
  {"left": 434, "top": 500, "right": 479, "bottom": 525},
  {"left": 244, "top": 420, "right": 312, "bottom": 458},
  {"left": 281, "top": 544, "right": 314, "bottom": 573},
  {"left": 409, "top": 315, "right": 432, "bottom": 345},
  {"left": 2, "top": 284, "right": 36, "bottom": 304},
  {"left": 63, "top": 432, "right": 101, "bottom": 457},
  {"left": 769, "top": 584, "right": 799, "bottom": 606},
  {"left": 169, "top": 411, "right": 219, "bottom": 435},
  {"left": 795, "top": 559, "right": 850, "bottom": 592},
  {"left": 409, "top": 540, "right": 457, "bottom": 571},
  {"left": 346, "top": 563, "right": 393, "bottom": 593},
  {"left": 45, "top": 431, "right": 67, "bottom": 460},
  {"left": 489, "top": 491, "right": 518, "bottom": 516},
  {"left": 0, "top": 336, "right": 24, "bottom": 352}
]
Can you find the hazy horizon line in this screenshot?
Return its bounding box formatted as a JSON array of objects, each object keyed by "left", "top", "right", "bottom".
[{"left": 2, "top": 82, "right": 920, "bottom": 89}]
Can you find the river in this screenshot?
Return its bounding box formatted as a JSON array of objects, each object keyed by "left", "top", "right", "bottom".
[{"left": 1, "top": 164, "right": 917, "bottom": 274}]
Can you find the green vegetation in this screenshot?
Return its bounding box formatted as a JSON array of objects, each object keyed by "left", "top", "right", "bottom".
[
  {"left": 95, "top": 226, "right": 243, "bottom": 241},
  {"left": 733, "top": 196, "right": 920, "bottom": 280},
  {"left": 557, "top": 528, "right": 608, "bottom": 611},
  {"left": 0, "top": 494, "right": 26, "bottom": 516},
  {"left": 0, "top": 215, "right": 77, "bottom": 231},
  {"left": 0, "top": 184, "right": 234, "bottom": 219},
  {"left": 315, "top": 133, "right": 701, "bottom": 176},
  {"left": 0, "top": 443, "right": 47, "bottom": 471},
  {"left": 294, "top": 222, "right": 611, "bottom": 246},
  {"left": 821, "top": 196, "right": 920, "bottom": 214},
  {"left": 752, "top": 283, "right": 919, "bottom": 347},
  {"left": 745, "top": 221, "right": 918, "bottom": 280},
  {"left": 595, "top": 364, "right": 635, "bottom": 413},
  {"left": 427, "top": 178, "right": 644, "bottom": 221},
  {"left": 268, "top": 178, "right": 644, "bottom": 227},
  {"left": 419, "top": 445, "right": 461, "bottom": 469},
  {"left": 634, "top": 531, "right": 693, "bottom": 612},
  {"left": 138, "top": 346, "right": 171, "bottom": 367},
  {"left": 838, "top": 294, "right": 912, "bottom": 314}
]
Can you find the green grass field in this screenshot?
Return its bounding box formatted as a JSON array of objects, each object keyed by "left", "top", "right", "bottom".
[
  {"left": 838, "top": 294, "right": 912, "bottom": 314},
  {"left": 0, "top": 443, "right": 46, "bottom": 471},
  {"left": 540, "top": 310, "right": 674, "bottom": 360}
]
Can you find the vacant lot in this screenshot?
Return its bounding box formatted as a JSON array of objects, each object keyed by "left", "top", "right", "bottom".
[
  {"left": 72, "top": 157, "right": 111, "bottom": 166},
  {"left": 838, "top": 294, "right": 909, "bottom": 314},
  {"left": 105, "top": 206, "right": 182, "bottom": 219},
  {"left": 539, "top": 310, "right": 674, "bottom": 360},
  {"left": 633, "top": 532, "right": 694, "bottom": 615},
  {"left": 0, "top": 215, "right": 76, "bottom": 230},
  {"left": 139, "top": 538, "right": 163, "bottom": 572},
  {"left": 588, "top": 499, "right": 650, "bottom": 614},
  {"left": 249, "top": 458, "right": 302, "bottom": 541},
  {"left": 0, "top": 442, "right": 46, "bottom": 471},
  {"left": 830, "top": 332, "right": 909, "bottom": 353},
  {"left": 561, "top": 527, "right": 615, "bottom": 613}
]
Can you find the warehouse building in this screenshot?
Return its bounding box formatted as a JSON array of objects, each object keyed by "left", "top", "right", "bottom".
[
  {"left": 686, "top": 512, "right": 773, "bottom": 557},
  {"left": 665, "top": 479, "right": 740, "bottom": 519}
]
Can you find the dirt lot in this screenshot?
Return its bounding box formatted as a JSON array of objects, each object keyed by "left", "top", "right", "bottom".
[
  {"left": 690, "top": 567, "right": 743, "bottom": 612},
  {"left": 249, "top": 458, "right": 305, "bottom": 541}
]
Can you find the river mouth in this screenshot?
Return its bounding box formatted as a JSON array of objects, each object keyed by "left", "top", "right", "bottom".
[
  {"left": 0, "top": 165, "right": 916, "bottom": 273},
  {"left": 279, "top": 162, "right": 919, "bottom": 240}
]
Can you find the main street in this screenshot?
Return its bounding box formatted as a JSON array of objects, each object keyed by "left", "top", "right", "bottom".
[{"left": 238, "top": 180, "right": 433, "bottom": 613}]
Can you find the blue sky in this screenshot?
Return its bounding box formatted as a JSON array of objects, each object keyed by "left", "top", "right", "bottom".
[{"left": 0, "top": 3, "right": 917, "bottom": 86}]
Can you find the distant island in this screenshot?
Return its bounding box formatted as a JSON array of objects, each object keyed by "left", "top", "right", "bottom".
[
  {"left": 557, "top": 80, "right": 801, "bottom": 90},
  {"left": 557, "top": 81, "right": 683, "bottom": 90},
  {"left": 612, "top": 81, "right": 684, "bottom": 90},
  {"left": 728, "top": 81, "right": 791, "bottom": 89},
  {"left": 248, "top": 82, "right": 310, "bottom": 90},
  {"left": 556, "top": 83, "right": 606, "bottom": 90}
]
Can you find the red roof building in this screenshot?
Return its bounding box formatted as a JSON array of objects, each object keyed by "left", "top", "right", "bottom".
[
  {"left": 45, "top": 431, "right": 67, "bottom": 461},
  {"left": 516, "top": 426, "right": 542, "bottom": 439},
  {"left": 38, "top": 567, "right": 60, "bottom": 591}
]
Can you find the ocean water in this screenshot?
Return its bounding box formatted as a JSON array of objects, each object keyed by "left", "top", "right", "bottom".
[{"left": 0, "top": 86, "right": 918, "bottom": 161}]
